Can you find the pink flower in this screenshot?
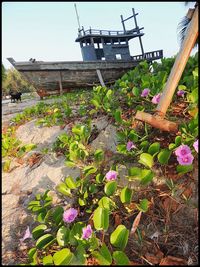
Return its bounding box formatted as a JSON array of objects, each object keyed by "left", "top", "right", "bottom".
[
  {"left": 177, "top": 154, "right": 194, "bottom": 165},
  {"left": 152, "top": 93, "right": 161, "bottom": 104},
  {"left": 105, "top": 170, "right": 118, "bottom": 181},
  {"left": 82, "top": 225, "right": 92, "bottom": 240},
  {"left": 63, "top": 208, "right": 78, "bottom": 223},
  {"left": 141, "top": 88, "right": 150, "bottom": 97},
  {"left": 175, "top": 145, "right": 192, "bottom": 158},
  {"left": 193, "top": 139, "right": 198, "bottom": 153},
  {"left": 20, "top": 226, "right": 32, "bottom": 243},
  {"left": 177, "top": 90, "right": 185, "bottom": 97},
  {"left": 126, "top": 141, "right": 136, "bottom": 151}
]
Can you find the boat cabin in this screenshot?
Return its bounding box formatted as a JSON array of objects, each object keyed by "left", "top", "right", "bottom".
[{"left": 75, "top": 8, "right": 145, "bottom": 61}]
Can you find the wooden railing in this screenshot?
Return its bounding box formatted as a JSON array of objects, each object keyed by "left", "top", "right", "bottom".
[
  {"left": 131, "top": 50, "right": 163, "bottom": 61},
  {"left": 78, "top": 27, "right": 143, "bottom": 37}
]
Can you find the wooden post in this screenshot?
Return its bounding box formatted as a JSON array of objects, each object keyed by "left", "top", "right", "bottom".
[
  {"left": 121, "top": 15, "right": 126, "bottom": 32},
  {"left": 59, "top": 71, "right": 63, "bottom": 95},
  {"left": 132, "top": 8, "right": 144, "bottom": 56},
  {"left": 96, "top": 69, "right": 105, "bottom": 87},
  {"left": 156, "top": 5, "right": 198, "bottom": 116}
]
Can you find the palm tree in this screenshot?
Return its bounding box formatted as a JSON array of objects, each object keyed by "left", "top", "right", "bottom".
[{"left": 177, "top": 1, "right": 198, "bottom": 48}]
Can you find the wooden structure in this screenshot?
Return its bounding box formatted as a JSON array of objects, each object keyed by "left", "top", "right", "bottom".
[{"left": 7, "top": 8, "right": 163, "bottom": 98}]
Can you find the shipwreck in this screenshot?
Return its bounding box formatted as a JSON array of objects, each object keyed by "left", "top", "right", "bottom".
[{"left": 7, "top": 7, "right": 163, "bottom": 98}]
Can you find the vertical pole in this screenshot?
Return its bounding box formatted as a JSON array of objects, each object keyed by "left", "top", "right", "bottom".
[
  {"left": 121, "top": 15, "right": 126, "bottom": 32},
  {"left": 59, "top": 71, "right": 63, "bottom": 95},
  {"left": 132, "top": 8, "right": 144, "bottom": 56},
  {"left": 74, "top": 3, "right": 81, "bottom": 31}
]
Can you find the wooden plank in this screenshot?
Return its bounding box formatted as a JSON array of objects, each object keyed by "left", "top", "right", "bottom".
[
  {"left": 58, "top": 71, "right": 63, "bottom": 95},
  {"left": 96, "top": 69, "right": 105, "bottom": 87}
]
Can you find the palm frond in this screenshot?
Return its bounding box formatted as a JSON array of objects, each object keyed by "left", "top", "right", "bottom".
[{"left": 177, "top": 15, "right": 198, "bottom": 48}]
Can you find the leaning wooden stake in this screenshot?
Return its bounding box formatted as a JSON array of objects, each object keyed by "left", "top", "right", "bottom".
[{"left": 135, "top": 5, "right": 198, "bottom": 132}]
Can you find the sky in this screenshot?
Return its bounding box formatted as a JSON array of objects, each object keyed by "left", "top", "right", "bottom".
[{"left": 2, "top": 1, "right": 198, "bottom": 69}]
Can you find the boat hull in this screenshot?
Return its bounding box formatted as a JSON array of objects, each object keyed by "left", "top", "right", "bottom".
[{"left": 7, "top": 59, "right": 140, "bottom": 97}]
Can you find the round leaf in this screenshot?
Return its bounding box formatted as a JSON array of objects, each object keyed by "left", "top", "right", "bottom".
[
  {"left": 32, "top": 224, "right": 47, "bottom": 240},
  {"left": 148, "top": 142, "right": 160, "bottom": 155},
  {"left": 113, "top": 251, "right": 130, "bottom": 265},
  {"left": 93, "top": 207, "right": 109, "bottom": 231},
  {"left": 139, "top": 153, "right": 154, "bottom": 168},
  {"left": 56, "top": 226, "right": 70, "bottom": 247},
  {"left": 53, "top": 248, "right": 74, "bottom": 265},
  {"left": 110, "top": 225, "right": 129, "bottom": 250},
  {"left": 157, "top": 149, "right": 171, "bottom": 165},
  {"left": 104, "top": 181, "right": 117, "bottom": 196},
  {"left": 120, "top": 186, "right": 133, "bottom": 204},
  {"left": 36, "top": 234, "right": 54, "bottom": 249}
]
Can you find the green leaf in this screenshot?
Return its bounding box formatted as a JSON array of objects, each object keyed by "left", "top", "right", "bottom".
[
  {"left": 140, "top": 140, "right": 149, "bottom": 151},
  {"left": 93, "top": 207, "right": 109, "bottom": 231},
  {"left": 56, "top": 182, "right": 71, "bottom": 196},
  {"left": 175, "top": 136, "right": 182, "bottom": 146},
  {"left": 78, "top": 198, "right": 86, "bottom": 206},
  {"left": 28, "top": 248, "right": 37, "bottom": 262},
  {"left": 168, "top": 143, "right": 176, "bottom": 150},
  {"left": 128, "top": 167, "right": 142, "bottom": 178},
  {"left": 69, "top": 222, "right": 84, "bottom": 246},
  {"left": 114, "top": 109, "right": 122, "bottom": 123},
  {"left": 51, "top": 206, "right": 64, "bottom": 225},
  {"left": 96, "top": 173, "right": 104, "bottom": 183},
  {"left": 65, "top": 176, "right": 77, "bottom": 189},
  {"left": 104, "top": 181, "right": 117, "bottom": 196},
  {"left": 36, "top": 234, "right": 54, "bottom": 249},
  {"left": 3, "top": 159, "right": 11, "bottom": 172},
  {"left": 98, "top": 196, "right": 115, "bottom": 210},
  {"left": 106, "top": 89, "right": 113, "bottom": 99},
  {"left": 113, "top": 251, "right": 130, "bottom": 265},
  {"left": 148, "top": 142, "right": 160, "bottom": 155},
  {"left": 83, "top": 165, "right": 97, "bottom": 177},
  {"left": 178, "top": 85, "right": 186, "bottom": 91},
  {"left": 157, "top": 149, "right": 171, "bottom": 165},
  {"left": 56, "top": 226, "right": 70, "bottom": 247},
  {"left": 53, "top": 248, "right": 74, "bottom": 265},
  {"left": 92, "top": 243, "right": 112, "bottom": 265},
  {"left": 120, "top": 187, "right": 133, "bottom": 204},
  {"left": 43, "top": 255, "right": 53, "bottom": 265},
  {"left": 71, "top": 244, "right": 86, "bottom": 265},
  {"left": 117, "top": 144, "right": 127, "bottom": 154},
  {"left": 23, "top": 143, "right": 37, "bottom": 152},
  {"left": 110, "top": 225, "right": 129, "bottom": 250},
  {"left": 136, "top": 199, "right": 149, "bottom": 212},
  {"left": 32, "top": 224, "right": 47, "bottom": 240},
  {"left": 139, "top": 153, "right": 154, "bottom": 168},
  {"left": 188, "top": 88, "right": 198, "bottom": 103},
  {"left": 132, "top": 87, "right": 140, "bottom": 97},
  {"left": 176, "top": 164, "right": 193, "bottom": 174},
  {"left": 91, "top": 99, "right": 101, "bottom": 109},
  {"left": 94, "top": 149, "right": 104, "bottom": 162},
  {"left": 140, "top": 169, "right": 154, "bottom": 185}
]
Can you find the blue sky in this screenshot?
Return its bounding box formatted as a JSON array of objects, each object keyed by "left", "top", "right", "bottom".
[{"left": 2, "top": 1, "right": 197, "bottom": 69}]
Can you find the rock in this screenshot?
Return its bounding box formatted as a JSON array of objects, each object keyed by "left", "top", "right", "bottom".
[
  {"left": 90, "top": 124, "right": 118, "bottom": 152},
  {"left": 15, "top": 119, "right": 65, "bottom": 149}
]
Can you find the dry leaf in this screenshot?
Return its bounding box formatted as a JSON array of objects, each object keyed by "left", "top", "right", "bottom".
[
  {"left": 114, "top": 213, "right": 122, "bottom": 226},
  {"left": 130, "top": 211, "right": 142, "bottom": 235},
  {"left": 159, "top": 255, "right": 187, "bottom": 265},
  {"left": 162, "top": 197, "right": 179, "bottom": 212},
  {"left": 182, "top": 186, "right": 193, "bottom": 198}
]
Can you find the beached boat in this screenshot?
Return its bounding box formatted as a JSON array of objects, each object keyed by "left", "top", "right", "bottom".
[{"left": 7, "top": 8, "right": 163, "bottom": 98}]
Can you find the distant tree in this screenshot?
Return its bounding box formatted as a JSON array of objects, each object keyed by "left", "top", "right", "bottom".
[
  {"left": 2, "top": 67, "right": 36, "bottom": 95},
  {"left": 177, "top": 2, "right": 198, "bottom": 48},
  {"left": 2, "top": 64, "right": 7, "bottom": 82}
]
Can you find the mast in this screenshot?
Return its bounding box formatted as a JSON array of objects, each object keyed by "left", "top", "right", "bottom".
[{"left": 74, "top": 3, "right": 81, "bottom": 31}]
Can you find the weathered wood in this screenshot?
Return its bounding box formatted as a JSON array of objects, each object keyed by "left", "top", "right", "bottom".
[
  {"left": 96, "top": 69, "right": 105, "bottom": 87},
  {"left": 156, "top": 5, "right": 198, "bottom": 116},
  {"left": 59, "top": 71, "right": 63, "bottom": 95}
]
